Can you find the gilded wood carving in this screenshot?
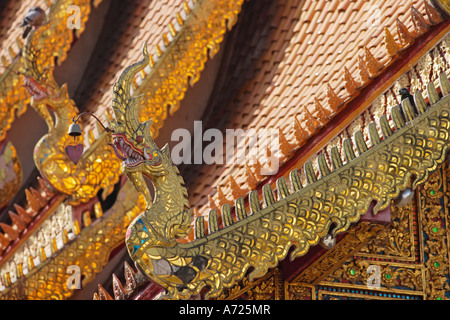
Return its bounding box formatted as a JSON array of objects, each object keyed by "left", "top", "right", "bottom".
[{"left": 110, "top": 43, "right": 450, "bottom": 300}]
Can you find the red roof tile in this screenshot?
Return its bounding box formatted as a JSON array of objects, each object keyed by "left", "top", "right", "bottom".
[{"left": 177, "top": 0, "right": 446, "bottom": 216}]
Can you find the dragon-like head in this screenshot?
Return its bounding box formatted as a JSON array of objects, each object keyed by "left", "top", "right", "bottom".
[
  {"left": 21, "top": 27, "right": 63, "bottom": 106},
  {"left": 110, "top": 42, "right": 170, "bottom": 177}
]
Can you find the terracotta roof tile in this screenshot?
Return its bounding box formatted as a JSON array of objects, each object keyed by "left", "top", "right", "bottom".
[
  {"left": 75, "top": 0, "right": 186, "bottom": 123},
  {"left": 178, "top": 0, "right": 443, "bottom": 215}
]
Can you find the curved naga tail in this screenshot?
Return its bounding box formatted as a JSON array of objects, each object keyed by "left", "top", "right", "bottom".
[{"left": 114, "top": 44, "right": 450, "bottom": 300}]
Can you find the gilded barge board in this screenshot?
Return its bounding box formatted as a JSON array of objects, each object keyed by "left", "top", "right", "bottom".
[{"left": 0, "top": 180, "right": 145, "bottom": 300}]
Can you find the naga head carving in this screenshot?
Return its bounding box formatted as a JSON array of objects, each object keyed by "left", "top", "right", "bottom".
[
  {"left": 110, "top": 42, "right": 171, "bottom": 177},
  {"left": 21, "top": 26, "right": 65, "bottom": 107}
]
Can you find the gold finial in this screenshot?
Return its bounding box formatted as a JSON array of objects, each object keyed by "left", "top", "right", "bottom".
[
  {"left": 358, "top": 55, "right": 370, "bottom": 84},
  {"left": 123, "top": 261, "right": 137, "bottom": 290},
  {"left": 97, "top": 284, "right": 113, "bottom": 300},
  {"left": 216, "top": 186, "right": 230, "bottom": 207},
  {"left": 424, "top": 1, "right": 443, "bottom": 24},
  {"left": 278, "top": 129, "right": 294, "bottom": 157},
  {"left": 245, "top": 163, "right": 258, "bottom": 189},
  {"left": 249, "top": 191, "right": 261, "bottom": 214},
  {"left": 0, "top": 223, "right": 18, "bottom": 241},
  {"left": 330, "top": 147, "right": 343, "bottom": 170},
  {"left": 0, "top": 233, "right": 9, "bottom": 249},
  {"left": 304, "top": 105, "right": 322, "bottom": 132},
  {"left": 228, "top": 175, "right": 245, "bottom": 199},
  {"left": 112, "top": 273, "right": 127, "bottom": 300},
  {"left": 304, "top": 161, "right": 317, "bottom": 184},
  {"left": 8, "top": 211, "right": 25, "bottom": 233},
  {"left": 208, "top": 210, "right": 219, "bottom": 233},
  {"left": 14, "top": 204, "right": 32, "bottom": 224},
  {"left": 326, "top": 84, "right": 343, "bottom": 112},
  {"left": 313, "top": 97, "right": 329, "bottom": 121},
  {"left": 439, "top": 71, "right": 450, "bottom": 95},
  {"left": 384, "top": 27, "right": 401, "bottom": 59},
  {"left": 25, "top": 189, "right": 41, "bottom": 213},
  {"left": 51, "top": 238, "right": 58, "bottom": 254},
  {"left": 396, "top": 18, "right": 414, "bottom": 48},
  {"left": 62, "top": 229, "right": 69, "bottom": 244},
  {"left": 317, "top": 154, "right": 331, "bottom": 177},
  {"left": 364, "top": 46, "right": 383, "bottom": 77},
  {"left": 343, "top": 66, "right": 360, "bottom": 95},
  {"left": 411, "top": 5, "right": 430, "bottom": 35},
  {"left": 292, "top": 116, "right": 307, "bottom": 145}
]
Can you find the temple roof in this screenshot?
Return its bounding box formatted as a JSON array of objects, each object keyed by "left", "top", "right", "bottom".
[
  {"left": 0, "top": 0, "right": 448, "bottom": 300},
  {"left": 74, "top": 0, "right": 186, "bottom": 113}
]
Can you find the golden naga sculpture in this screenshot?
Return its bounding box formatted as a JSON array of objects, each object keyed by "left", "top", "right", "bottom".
[
  {"left": 107, "top": 44, "right": 450, "bottom": 299},
  {"left": 21, "top": 25, "right": 121, "bottom": 205},
  {"left": 0, "top": 141, "right": 22, "bottom": 208}
]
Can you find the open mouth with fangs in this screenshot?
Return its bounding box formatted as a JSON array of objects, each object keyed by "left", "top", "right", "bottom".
[
  {"left": 24, "top": 76, "right": 48, "bottom": 101},
  {"left": 111, "top": 135, "right": 145, "bottom": 167}
]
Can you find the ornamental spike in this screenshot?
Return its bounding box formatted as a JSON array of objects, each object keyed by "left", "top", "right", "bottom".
[
  {"left": 228, "top": 175, "right": 245, "bottom": 199},
  {"left": 326, "top": 83, "right": 343, "bottom": 112},
  {"left": 411, "top": 5, "right": 430, "bottom": 34},
  {"left": 244, "top": 163, "right": 258, "bottom": 189},
  {"left": 384, "top": 27, "right": 401, "bottom": 59},
  {"left": 97, "top": 284, "right": 113, "bottom": 300},
  {"left": 0, "top": 223, "right": 18, "bottom": 241},
  {"left": 14, "top": 204, "right": 32, "bottom": 224},
  {"left": 208, "top": 194, "right": 219, "bottom": 211},
  {"left": 124, "top": 261, "right": 137, "bottom": 290},
  {"left": 424, "top": 0, "right": 443, "bottom": 24},
  {"left": 343, "top": 66, "right": 360, "bottom": 95},
  {"left": 364, "top": 46, "right": 383, "bottom": 76},
  {"left": 292, "top": 116, "right": 307, "bottom": 145},
  {"left": 314, "top": 97, "right": 330, "bottom": 120},
  {"left": 8, "top": 212, "right": 25, "bottom": 233},
  {"left": 396, "top": 18, "right": 414, "bottom": 48},
  {"left": 112, "top": 273, "right": 127, "bottom": 300},
  {"left": 25, "top": 189, "right": 40, "bottom": 213},
  {"left": 216, "top": 186, "right": 230, "bottom": 207},
  {"left": 278, "top": 129, "right": 294, "bottom": 158},
  {"left": 358, "top": 55, "right": 370, "bottom": 84}
]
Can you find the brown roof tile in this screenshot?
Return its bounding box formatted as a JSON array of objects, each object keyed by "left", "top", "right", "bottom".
[
  {"left": 74, "top": 0, "right": 186, "bottom": 120},
  {"left": 177, "top": 0, "right": 444, "bottom": 216}
]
